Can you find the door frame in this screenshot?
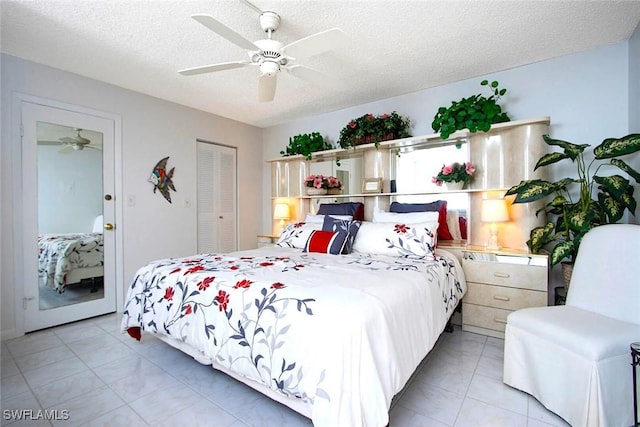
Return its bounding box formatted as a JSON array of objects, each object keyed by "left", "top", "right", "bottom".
[{"left": 12, "top": 93, "right": 123, "bottom": 335}]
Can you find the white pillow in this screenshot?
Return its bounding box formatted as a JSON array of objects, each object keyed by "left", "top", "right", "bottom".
[
  {"left": 352, "top": 221, "right": 439, "bottom": 258},
  {"left": 372, "top": 208, "right": 439, "bottom": 224},
  {"left": 275, "top": 222, "right": 322, "bottom": 249},
  {"left": 304, "top": 214, "right": 353, "bottom": 223}
]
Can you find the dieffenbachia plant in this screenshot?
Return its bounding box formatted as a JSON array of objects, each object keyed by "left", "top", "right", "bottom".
[{"left": 505, "top": 133, "right": 640, "bottom": 267}]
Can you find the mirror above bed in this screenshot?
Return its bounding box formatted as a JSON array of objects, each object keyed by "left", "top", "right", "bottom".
[{"left": 389, "top": 139, "right": 470, "bottom": 243}]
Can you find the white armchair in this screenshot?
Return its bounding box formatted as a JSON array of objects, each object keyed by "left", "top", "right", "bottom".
[{"left": 503, "top": 224, "right": 640, "bottom": 427}]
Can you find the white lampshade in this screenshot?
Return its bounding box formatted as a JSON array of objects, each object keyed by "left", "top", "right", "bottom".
[
  {"left": 274, "top": 203, "right": 290, "bottom": 220},
  {"left": 481, "top": 198, "right": 509, "bottom": 223}
]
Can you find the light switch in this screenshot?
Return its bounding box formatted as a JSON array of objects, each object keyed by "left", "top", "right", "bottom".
[{"left": 127, "top": 195, "right": 136, "bottom": 207}]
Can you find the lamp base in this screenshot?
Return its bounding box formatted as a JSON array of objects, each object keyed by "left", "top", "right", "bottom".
[{"left": 485, "top": 223, "right": 501, "bottom": 251}]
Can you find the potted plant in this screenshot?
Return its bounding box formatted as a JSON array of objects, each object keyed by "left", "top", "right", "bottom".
[
  {"left": 338, "top": 111, "right": 411, "bottom": 149},
  {"left": 432, "top": 162, "right": 476, "bottom": 190},
  {"left": 432, "top": 80, "right": 510, "bottom": 139},
  {"left": 325, "top": 176, "right": 344, "bottom": 195},
  {"left": 505, "top": 133, "right": 640, "bottom": 277},
  {"left": 303, "top": 175, "right": 344, "bottom": 196},
  {"left": 280, "top": 132, "right": 333, "bottom": 160}
]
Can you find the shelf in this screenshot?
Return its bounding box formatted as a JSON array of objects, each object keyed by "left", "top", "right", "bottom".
[
  {"left": 272, "top": 188, "right": 509, "bottom": 199},
  {"left": 265, "top": 116, "right": 550, "bottom": 164}
]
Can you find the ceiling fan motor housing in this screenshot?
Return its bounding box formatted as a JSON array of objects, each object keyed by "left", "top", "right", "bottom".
[{"left": 251, "top": 39, "right": 286, "bottom": 75}]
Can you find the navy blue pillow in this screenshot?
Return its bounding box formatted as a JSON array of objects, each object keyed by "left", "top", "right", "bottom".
[
  {"left": 389, "top": 201, "right": 444, "bottom": 213},
  {"left": 317, "top": 202, "right": 365, "bottom": 221},
  {"left": 322, "top": 216, "right": 362, "bottom": 254}
]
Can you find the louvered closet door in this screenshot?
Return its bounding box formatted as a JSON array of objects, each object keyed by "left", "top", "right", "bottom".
[{"left": 197, "top": 141, "right": 237, "bottom": 254}]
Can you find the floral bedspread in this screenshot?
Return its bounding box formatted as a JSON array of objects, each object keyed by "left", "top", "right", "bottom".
[
  {"left": 38, "top": 233, "right": 104, "bottom": 292},
  {"left": 121, "top": 247, "right": 465, "bottom": 427}
]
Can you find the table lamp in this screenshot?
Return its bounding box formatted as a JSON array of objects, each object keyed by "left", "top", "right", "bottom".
[
  {"left": 274, "top": 203, "right": 290, "bottom": 234},
  {"left": 481, "top": 198, "right": 509, "bottom": 250}
]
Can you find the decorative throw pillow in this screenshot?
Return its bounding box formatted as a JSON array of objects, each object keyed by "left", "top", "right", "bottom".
[
  {"left": 317, "top": 202, "right": 365, "bottom": 221},
  {"left": 276, "top": 222, "right": 322, "bottom": 249},
  {"left": 305, "top": 214, "right": 353, "bottom": 223},
  {"left": 322, "top": 216, "right": 362, "bottom": 254},
  {"left": 303, "top": 230, "right": 348, "bottom": 255},
  {"left": 352, "top": 221, "right": 439, "bottom": 258},
  {"left": 372, "top": 208, "right": 439, "bottom": 224},
  {"left": 389, "top": 201, "right": 454, "bottom": 240}
]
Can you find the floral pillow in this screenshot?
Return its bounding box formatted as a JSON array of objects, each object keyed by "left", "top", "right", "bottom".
[
  {"left": 275, "top": 222, "right": 322, "bottom": 249},
  {"left": 389, "top": 201, "right": 454, "bottom": 241},
  {"left": 322, "top": 216, "right": 362, "bottom": 254},
  {"left": 352, "top": 221, "right": 439, "bottom": 258},
  {"left": 303, "top": 230, "right": 348, "bottom": 255}
]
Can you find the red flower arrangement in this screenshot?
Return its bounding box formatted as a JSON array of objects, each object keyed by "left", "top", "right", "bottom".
[{"left": 432, "top": 162, "right": 476, "bottom": 186}]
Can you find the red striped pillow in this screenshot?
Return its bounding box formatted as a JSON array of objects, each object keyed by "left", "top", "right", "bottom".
[{"left": 303, "top": 230, "right": 347, "bottom": 255}]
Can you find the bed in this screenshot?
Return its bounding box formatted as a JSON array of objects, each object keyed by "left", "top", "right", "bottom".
[
  {"left": 38, "top": 232, "right": 104, "bottom": 293},
  {"left": 122, "top": 208, "right": 466, "bottom": 426}
]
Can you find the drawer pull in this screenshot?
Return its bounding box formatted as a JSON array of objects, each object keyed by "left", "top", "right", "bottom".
[
  {"left": 493, "top": 295, "right": 510, "bottom": 301},
  {"left": 493, "top": 272, "right": 510, "bottom": 278},
  {"left": 494, "top": 317, "right": 508, "bottom": 324}
]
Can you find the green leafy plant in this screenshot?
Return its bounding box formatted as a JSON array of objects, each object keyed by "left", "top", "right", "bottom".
[
  {"left": 338, "top": 111, "right": 411, "bottom": 149},
  {"left": 280, "top": 132, "right": 333, "bottom": 160},
  {"left": 505, "top": 133, "right": 640, "bottom": 267},
  {"left": 432, "top": 80, "right": 510, "bottom": 139}
]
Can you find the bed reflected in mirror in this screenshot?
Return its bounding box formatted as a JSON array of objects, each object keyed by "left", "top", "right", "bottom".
[
  {"left": 391, "top": 139, "right": 470, "bottom": 244},
  {"left": 36, "top": 122, "right": 105, "bottom": 310}
]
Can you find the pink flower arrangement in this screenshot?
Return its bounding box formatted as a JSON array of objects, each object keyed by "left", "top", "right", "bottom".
[
  {"left": 304, "top": 174, "right": 343, "bottom": 189},
  {"left": 432, "top": 162, "right": 476, "bottom": 186}
]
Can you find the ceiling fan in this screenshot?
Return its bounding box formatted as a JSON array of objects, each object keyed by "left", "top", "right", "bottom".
[
  {"left": 178, "top": 9, "right": 347, "bottom": 102},
  {"left": 38, "top": 128, "right": 102, "bottom": 153}
]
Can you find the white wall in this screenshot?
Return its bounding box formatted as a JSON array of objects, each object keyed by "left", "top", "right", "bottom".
[
  {"left": 630, "top": 23, "right": 640, "bottom": 133},
  {"left": 629, "top": 23, "right": 640, "bottom": 225},
  {"left": 38, "top": 145, "right": 102, "bottom": 233},
  {"left": 1, "top": 54, "right": 263, "bottom": 338}
]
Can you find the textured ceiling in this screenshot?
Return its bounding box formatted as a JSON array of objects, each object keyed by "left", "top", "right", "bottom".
[{"left": 2, "top": 1, "right": 640, "bottom": 128}]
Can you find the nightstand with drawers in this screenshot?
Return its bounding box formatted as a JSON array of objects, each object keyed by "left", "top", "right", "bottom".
[{"left": 461, "top": 248, "right": 548, "bottom": 338}]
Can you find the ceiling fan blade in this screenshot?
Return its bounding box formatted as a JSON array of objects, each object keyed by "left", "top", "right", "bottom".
[
  {"left": 258, "top": 74, "right": 277, "bottom": 102},
  {"left": 59, "top": 137, "right": 77, "bottom": 144},
  {"left": 283, "top": 28, "right": 347, "bottom": 60},
  {"left": 285, "top": 64, "right": 328, "bottom": 85},
  {"left": 191, "top": 14, "right": 260, "bottom": 51},
  {"left": 58, "top": 144, "right": 74, "bottom": 154},
  {"left": 38, "top": 140, "right": 63, "bottom": 146},
  {"left": 178, "top": 61, "right": 250, "bottom": 76},
  {"left": 86, "top": 145, "right": 102, "bottom": 151}
]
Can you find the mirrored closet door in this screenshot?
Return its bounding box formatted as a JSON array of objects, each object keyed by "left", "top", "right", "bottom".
[{"left": 21, "top": 101, "right": 116, "bottom": 332}]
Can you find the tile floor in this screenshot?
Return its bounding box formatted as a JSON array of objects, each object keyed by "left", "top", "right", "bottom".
[{"left": 1, "top": 313, "right": 571, "bottom": 427}]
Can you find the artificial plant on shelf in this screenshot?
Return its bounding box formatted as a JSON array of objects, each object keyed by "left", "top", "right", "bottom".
[
  {"left": 432, "top": 80, "right": 510, "bottom": 139},
  {"left": 337, "top": 111, "right": 411, "bottom": 149},
  {"left": 432, "top": 162, "right": 476, "bottom": 186},
  {"left": 280, "top": 132, "right": 333, "bottom": 160},
  {"left": 505, "top": 133, "right": 640, "bottom": 268}
]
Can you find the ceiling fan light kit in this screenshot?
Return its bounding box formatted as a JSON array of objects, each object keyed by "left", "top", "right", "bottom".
[{"left": 178, "top": 8, "right": 346, "bottom": 102}]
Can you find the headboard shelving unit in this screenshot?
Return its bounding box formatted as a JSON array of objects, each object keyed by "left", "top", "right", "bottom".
[{"left": 266, "top": 117, "right": 550, "bottom": 252}]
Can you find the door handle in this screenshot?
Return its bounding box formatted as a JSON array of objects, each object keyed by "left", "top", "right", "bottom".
[{"left": 104, "top": 223, "right": 115, "bottom": 231}]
